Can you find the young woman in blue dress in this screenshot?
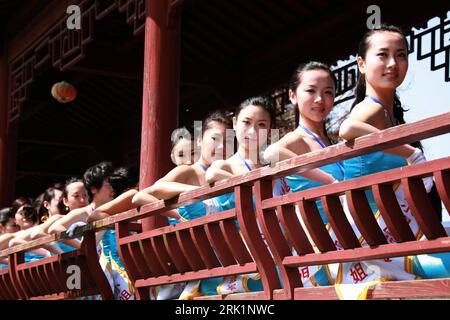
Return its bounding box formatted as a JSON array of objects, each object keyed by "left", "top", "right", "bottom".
[{"left": 338, "top": 25, "right": 448, "bottom": 286}]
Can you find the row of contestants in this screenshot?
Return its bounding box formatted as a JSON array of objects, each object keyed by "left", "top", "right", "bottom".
[
  {"left": 6, "top": 24, "right": 447, "bottom": 300},
  {"left": 132, "top": 24, "right": 449, "bottom": 299}
]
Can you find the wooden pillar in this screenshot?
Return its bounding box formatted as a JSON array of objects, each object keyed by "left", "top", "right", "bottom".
[
  {"left": 0, "top": 40, "right": 17, "bottom": 207},
  {"left": 140, "top": 0, "right": 180, "bottom": 230}
]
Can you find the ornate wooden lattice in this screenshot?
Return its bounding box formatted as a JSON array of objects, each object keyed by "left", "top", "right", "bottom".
[{"left": 8, "top": 0, "right": 147, "bottom": 124}]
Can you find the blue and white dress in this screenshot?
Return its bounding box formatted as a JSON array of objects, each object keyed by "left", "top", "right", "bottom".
[
  {"left": 197, "top": 154, "right": 264, "bottom": 296},
  {"left": 344, "top": 151, "right": 450, "bottom": 282},
  {"left": 334, "top": 96, "right": 450, "bottom": 298},
  {"left": 280, "top": 125, "right": 345, "bottom": 287},
  {"left": 155, "top": 162, "right": 220, "bottom": 300}
]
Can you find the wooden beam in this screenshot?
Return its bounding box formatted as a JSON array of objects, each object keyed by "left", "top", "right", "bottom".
[
  {"left": 139, "top": 0, "right": 180, "bottom": 231},
  {"left": 0, "top": 37, "right": 17, "bottom": 207},
  {"left": 68, "top": 66, "right": 142, "bottom": 80}
]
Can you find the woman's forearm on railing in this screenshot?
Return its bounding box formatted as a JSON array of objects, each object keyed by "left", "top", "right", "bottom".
[
  {"left": 8, "top": 237, "right": 27, "bottom": 247},
  {"left": 298, "top": 169, "right": 337, "bottom": 184},
  {"left": 264, "top": 144, "right": 336, "bottom": 184},
  {"left": 339, "top": 119, "right": 416, "bottom": 158},
  {"left": 149, "top": 181, "right": 200, "bottom": 200},
  {"left": 42, "top": 243, "right": 64, "bottom": 255},
  {"left": 29, "top": 214, "right": 64, "bottom": 239},
  {"left": 0, "top": 233, "right": 14, "bottom": 250},
  {"left": 61, "top": 238, "right": 81, "bottom": 249},
  {"left": 47, "top": 208, "right": 88, "bottom": 234},
  {"left": 205, "top": 167, "right": 234, "bottom": 184},
  {"left": 87, "top": 189, "right": 138, "bottom": 223},
  {"left": 29, "top": 248, "right": 51, "bottom": 257},
  {"left": 263, "top": 144, "right": 298, "bottom": 163}
]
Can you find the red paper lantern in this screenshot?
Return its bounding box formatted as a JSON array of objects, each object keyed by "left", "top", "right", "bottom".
[{"left": 51, "top": 81, "right": 77, "bottom": 103}]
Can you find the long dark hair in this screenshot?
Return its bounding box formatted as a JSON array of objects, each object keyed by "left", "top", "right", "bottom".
[
  {"left": 352, "top": 24, "right": 422, "bottom": 150},
  {"left": 289, "top": 61, "right": 337, "bottom": 142}
]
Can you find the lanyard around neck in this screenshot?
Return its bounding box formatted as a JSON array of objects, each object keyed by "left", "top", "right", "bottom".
[
  {"left": 365, "top": 94, "right": 396, "bottom": 126},
  {"left": 196, "top": 162, "right": 207, "bottom": 173},
  {"left": 299, "top": 123, "right": 345, "bottom": 176},
  {"left": 299, "top": 123, "right": 329, "bottom": 148},
  {"left": 236, "top": 153, "right": 253, "bottom": 172}
]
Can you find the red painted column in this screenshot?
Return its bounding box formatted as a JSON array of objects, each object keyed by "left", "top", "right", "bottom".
[
  {"left": 140, "top": 0, "right": 180, "bottom": 230},
  {"left": 0, "top": 42, "right": 17, "bottom": 207}
]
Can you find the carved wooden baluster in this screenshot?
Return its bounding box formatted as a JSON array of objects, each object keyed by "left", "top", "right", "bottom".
[
  {"left": 434, "top": 170, "right": 450, "bottom": 214},
  {"left": 255, "top": 179, "right": 304, "bottom": 300},
  {"left": 205, "top": 221, "right": 236, "bottom": 267},
  {"left": 372, "top": 184, "right": 415, "bottom": 242},
  {"left": 321, "top": 195, "right": 361, "bottom": 249},
  {"left": 164, "top": 232, "right": 191, "bottom": 273},
  {"left": 346, "top": 190, "right": 387, "bottom": 246},
  {"left": 236, "top": 183, "right": 282, "bottom": 300},
  {"left": 402, "top": 177, "right": 446, "bottom": 239},
  {"left": 297, "top": 200, "right": 336, "bottom": 252},
  {"left": 190, "top": 226, "right": 221, "bottom": 269},
  {"left": 219, "top": 219, "right": 253, "bottom": 265},
  {"left": 175, "top": 228, "right": 206, "bottom": 271}
]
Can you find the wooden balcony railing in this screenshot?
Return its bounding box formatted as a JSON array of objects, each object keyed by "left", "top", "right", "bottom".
[{"left": 1, "top": 111, "right": 450, "bottom": 300}]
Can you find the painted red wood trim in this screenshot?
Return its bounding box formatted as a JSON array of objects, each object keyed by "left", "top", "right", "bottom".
[
  {"left": 128, "top": 241, "right": 153, "bottom": 279},
  {"left": 152, "top": 236, "right": 178, "bottom": 274},
  {"left": 434, "top": 170, "right": 450, "bottom": 215},
  {"left": 321, "top": 195, "right": 361, "bottom": 249},
  {"left": 117, "top": 209, "right": 236, "bottom": 245},
  {"left": 372, "top": 183, "right": 416, "bottom": 242},
  {"left": 220, "top": 219, "right": 253, "bottom": 265},
  {"left": 176, "top": 229, "right": 206, "bottom": 271},
  {"left": 205, "top": 222, "right": 236, "bottom": 267},
  {"left": 164, "top": 232, "right": 191, "bottom": 273},
  {"left": 277, "top": 204, "right": 314, "bottom": 256},
  {"left": 236, "top": 184, "right": 282, "bottom": 299},
  {"left": 261, "top": 157, "right": 450, "bottom": 210},
  {"left": 297, "top": 200, "right": 336, "bottom": 252},
  {"left": 140, "top": 0, "right": 180, "bottom": 231},
  {"left": 346, "top": 190, "right": 387, "bottom": 246},
  {"left": 81, "top": 231, "right": 114, "bottom": 299},
  {"left": 402, "top": 177, "right": 446, "bottom": 239},
  {"left": 254, "top": 180, "right": 303, "bottom": 299},
  {"left": 283, "top": 236, "right": 450, "bottom": 267},
  {"left": 134, "top": 262, "right": 258, "bottom": 288},
  {"left": 139, "top": 238, "right": 165, "bottom": 277},
  {"left": 190, "top": 226, "right": 221, "bottom": 269}
]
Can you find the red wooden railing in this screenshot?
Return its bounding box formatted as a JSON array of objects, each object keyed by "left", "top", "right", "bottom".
[
  {"left": 0, "top": 231, "right": 113, "bottom": 300},
  {"left": 1, "top": 111, "right": 450, "bottom": 300}
]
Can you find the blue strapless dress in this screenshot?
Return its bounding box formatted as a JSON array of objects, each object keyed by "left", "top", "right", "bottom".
[{"left": 286, "top": 162, "right": 345, "bottom": 225}]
